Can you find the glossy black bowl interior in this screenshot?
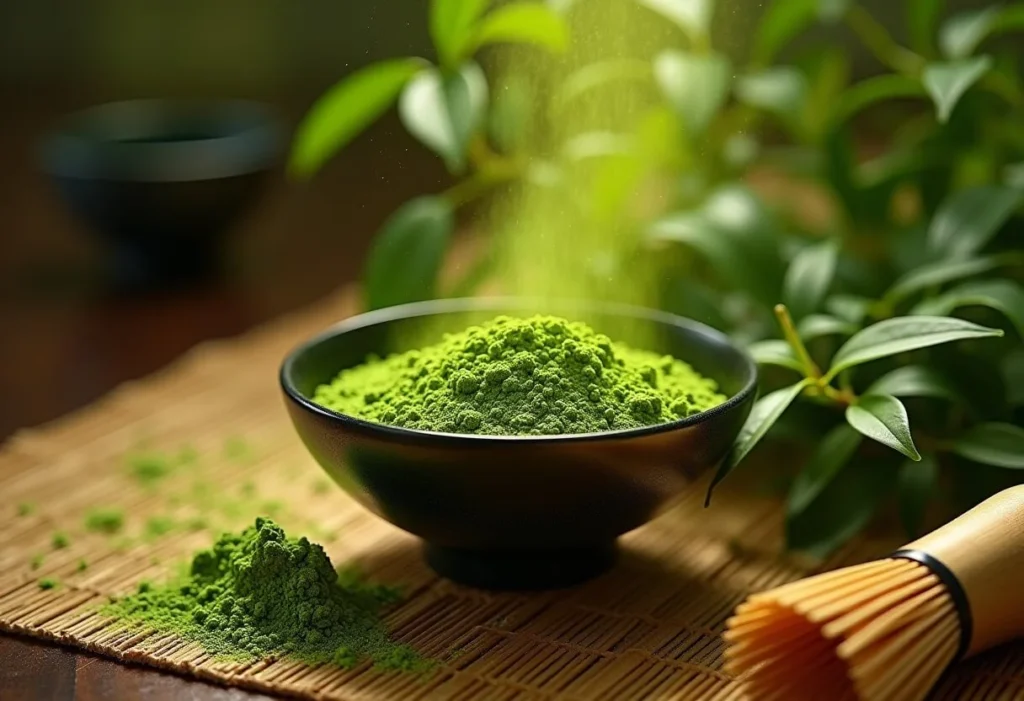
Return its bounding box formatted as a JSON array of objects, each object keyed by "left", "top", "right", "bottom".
[
  {"left": 40, "top": 99, "right": 280, "bottom": 290},
  {"left": 281, "top": 299, "right": 757, "bottom": 589}
]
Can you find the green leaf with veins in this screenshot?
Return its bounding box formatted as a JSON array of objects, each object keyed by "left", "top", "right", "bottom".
[
  {"left": 654, "top": 51, "right": 731, "bottom": 136},
  {"left": 471, "top": 2, "right": 569, "bottom": 53},
  {"left": 825, "top": 316, "right": 1004, "bottom": 381},
  {"left": 431, "top": 0, "right": 489, "bottom": 68},
  {"left": 707, "top": 378, "right": 813, "bottom": 504},
  {"left": 922, "top": 56, "right": 992, "bottom": 123},
  {"left": 399, "top": 63, "right": 488, "bottom": 173},
  {"left": 748, "top": 339, "right": 803, "bottom": 372},
  {"left": 846, "top": 394, "right": 921, "bottom": 460},
  {"left": 886, "top": 255, "right": 1007, "bottom": 303},
  {"left": 364, "top": 197, "right": 454, "bottom": 310},
  {"left": 289, "top": 59, "right": 424, "bottom": 178},
  {"left": 912, "top": 279, "right": 1024, "bottom": 339}
]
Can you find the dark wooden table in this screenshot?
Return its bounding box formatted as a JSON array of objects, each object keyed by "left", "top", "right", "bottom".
[{"left": 0, "top": 89, "right": 446, "bottom": 699}]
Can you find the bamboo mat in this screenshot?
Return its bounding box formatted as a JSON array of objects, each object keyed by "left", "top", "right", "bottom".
[{"left": 1, "top": 288, "right": 1022, "bottom": 701}]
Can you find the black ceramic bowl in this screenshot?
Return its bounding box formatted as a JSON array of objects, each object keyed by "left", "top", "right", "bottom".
[
  {"left": 40, "top": 99, "right": 280, "bottom": 290},
  {"left": 281, "top": 299, "right": 757, "bottom": 590}
]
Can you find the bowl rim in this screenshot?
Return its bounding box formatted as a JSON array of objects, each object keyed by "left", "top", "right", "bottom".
[
  {"left": 40, "top": 98, "right": 281, "bottom": 182},
  {"left": 280, "top": 297, "right": 758, "bottom": 445}
]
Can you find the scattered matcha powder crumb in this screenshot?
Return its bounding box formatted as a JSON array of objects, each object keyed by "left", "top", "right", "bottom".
[
  {"left": 30, "top": 554, "right": 44, "bottom": 570},
  {"left": 85, "top": 508, "right": 124, "bottom": 534},
  {"left": 127, "top": 452, "right": 174, "bottom": 485},
  {"left": 314, "top": 315, "right": 726, "bottom": 436},
  {"left": 39, "top": 577, "right": 58, "bottom": 590},
  {"left": 102, "top": 517, "right": 427, "bottom": 671},
  {"left": 224, "top": 436, "right": 253, "bottom": 463},
  {"left": 262, "top": 501, "right": 284, "bottom": 518},
  {"left": 312, "top": 479, "right": 331, "bottom": 495},
  {"left": 177, "top": 444, "right": 199, "bottom": 465},
  {"left": 17, "top": 502, "right": 35, "bottom": 517},
  {"left": 240, "top": 481, "right": 257, "bottom": 498},
  {"left": 186, "top": 516, "right": 209, "bottom": 532},
  {"left": 77, "top": 559, "right": 88, "bottom": 573},
  {"left": 52, "top": 532, "right": 70, "bottom": 549},
  {"left": 145, "top": 516, "right": 175, "bottom": 539}
]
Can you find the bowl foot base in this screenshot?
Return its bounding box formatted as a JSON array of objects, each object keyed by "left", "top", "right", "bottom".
[{"left": 424, "top": 543, "right": 617, "bottom": 590}]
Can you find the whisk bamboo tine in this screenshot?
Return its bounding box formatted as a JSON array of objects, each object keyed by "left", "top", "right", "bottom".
[
  {"left": 725, "top": 486, "right": 1024, "bottom": 700},
  {"left": 836, "top": 592, "right": 951, "bottom": 656},
  {"left": 854, "top": 617, "right": 958, "bottom": 695}
]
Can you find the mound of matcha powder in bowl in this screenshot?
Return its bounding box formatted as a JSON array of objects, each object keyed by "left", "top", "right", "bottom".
[
  {"left": 314, "top": 315, "right": 727, "bottom": 436},
  {"left": 102, "top": 517, "right": 425, "bottom": 671}
]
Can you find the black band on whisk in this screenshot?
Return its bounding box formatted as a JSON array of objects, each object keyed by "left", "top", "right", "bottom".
[{"left": 890, "top": 549, "right": 973, "bottom": 662}]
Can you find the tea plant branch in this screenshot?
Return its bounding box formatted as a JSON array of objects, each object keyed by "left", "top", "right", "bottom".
[{"left": 774, "top": 304, "right": 820, "bottom": 379}]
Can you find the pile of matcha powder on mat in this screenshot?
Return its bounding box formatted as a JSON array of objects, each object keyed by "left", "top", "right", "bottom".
[
  {"left": 314, "top": 315, "right": 726, "bottom": 435},
  {"left": 103, "top": 517, "right": 424, "bottom": 671}
]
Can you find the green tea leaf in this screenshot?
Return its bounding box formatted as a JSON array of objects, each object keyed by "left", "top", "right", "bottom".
[
  {"left": 736, "top": 67, "right": 807, "bottom": 119},
  {"left": 654, "top": 51, "right": 731, "bottom": 136},
  {"left": 471, "top": 2, "right": 568, "bottom": 52},
  {"left": 885, "top": 255, "right": 1005, "bottom": 302},
  {"left": 866, "top": 365, "right": 957, "bottom": 400},
  {"left": 782, "top": 239, "right": 839, "bottom": 320},
  {"left": 748, "top": 339, "right": 803, "bottom": 372},
  {"left": 898, "top": 454, "right": 938, "bottom": 538},
  {"left": 826, "top": 295, "right": 873, "bottom": 324},
  {"left": 289, "top": 59, "right": 424, "bottom": 178},
  {"left": 707, "top": 378, "right": 812, "bottom": 503},
  {"left": 399, "top": 63, "right": 488, "bottom": 172},
  {"left": 637, "top": 0, "right": 713, "bottom": 37},
  {"left": 953, "top": 423, "right": 1024, "bottom": 468},
  {"left": 927, "top": 185, "right": 1022, "bottom": 258},
  {"left": 751, "top": 0, "right": 817, "bottom": 66},
  {"left": 798, "top": 314, "right": 857, "bottom": 341},
  {"left": 922, "top": 56, "right": 992, "bottom": 123},
  {"left": 825, "top": 316, "right": 1004, "bottom": 381},
  {"left": 788, "top": 424, "right": 862, "bottom": 517},
  {"left": 907, "top": 0, "right": 945, "bottom": 56},
  {"left": 650, "top": 213, "right": 778, "bottom": 301},
  {"left": 846, "top": 394, "right": 921, "bottom": 460},
  {"left": 431, "top": 0, "right": 490, "bottom": 67},
  {"left": 912, "top": 279, "right": 1024, "bottom": 338},
  {"left": 364, "top": 197, "right": 454, "bottom": 310},
  {"left": 831, "top": 75, "right": 926, "bottom": 126},
  {"left": 786, "top": 456, "right": 891, "bottom": 557},
  {"left": 939, "top": 6, "right": 1000, "bottom": 59}
]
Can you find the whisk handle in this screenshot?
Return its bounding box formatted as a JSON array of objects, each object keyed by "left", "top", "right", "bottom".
[{"left": 902, "top": 485, "right": 1024, "bottom": 658}]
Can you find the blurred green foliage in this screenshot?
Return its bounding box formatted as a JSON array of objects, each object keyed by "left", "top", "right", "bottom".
[{"left": 291, "top": 0, "right": 1024, "bottom": 556}]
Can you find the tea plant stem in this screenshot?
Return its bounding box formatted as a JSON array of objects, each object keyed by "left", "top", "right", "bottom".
[
  {"left": 845, "top": 6, "right": 925, "bottom": 77},
  {"left": 774, "top": 304, "right": 821, "bottom": 380}
]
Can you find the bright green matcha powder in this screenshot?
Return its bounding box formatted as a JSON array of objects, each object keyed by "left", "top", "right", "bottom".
[
  {"left": 103, "top": 518, "right": 424, "bottom": 671},
  {"left": 314, "top": 315, "right": 726, "bottom": 435}
]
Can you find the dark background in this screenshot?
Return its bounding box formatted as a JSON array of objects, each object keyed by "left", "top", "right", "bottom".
[{"left": 0, "top": 0, "right": 993, "bottom": 439}]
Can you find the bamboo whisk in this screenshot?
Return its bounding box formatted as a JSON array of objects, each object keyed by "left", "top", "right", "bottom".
[{"left": 724, "top": 485, "right": 1024, "bottom": 701}]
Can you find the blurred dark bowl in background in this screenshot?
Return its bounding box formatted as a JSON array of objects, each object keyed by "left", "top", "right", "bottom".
[{"left": 40, "top": 99, "right": 281, "bottom": 292}]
